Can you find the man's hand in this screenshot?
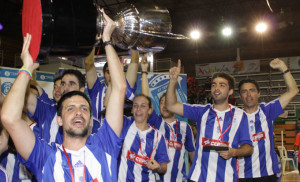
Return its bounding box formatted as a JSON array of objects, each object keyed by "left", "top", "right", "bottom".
[
  {"left": 169, "top": 59, "right": 181, "bottom": 81},
  {"left": 101, "top": 9, "right": 116, "bottom": 42},
  {"left": 84, "top": 48, "right": 95, "bottom": 71},
  {"left": 270, "top": 58, "right": 288, "bottom": 72},
  {"left": 147, "top": 159, "right": 161, "bottom": 171},
  {"left": 141, "top": 56, "right": 148, "bottom": 72},
  {"left": 20, "top": 34, "right": 39, "bottom": 72},
  {"left": 218, "top": 147, "right": 235, "bottom": 160}
]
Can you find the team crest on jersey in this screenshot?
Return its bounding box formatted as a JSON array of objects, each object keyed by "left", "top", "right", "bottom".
[
  {"left": 202, "top": 137, "right": 229, "bottom": 147},
  {"left": 167, "top": 139, "right": 183, "bottom": 150},
  {"left": 126, "top": 150, "right": 150, "bottom": 167},
  {"left": 252, "top": 131, "right": 265, "bottom": 142}
]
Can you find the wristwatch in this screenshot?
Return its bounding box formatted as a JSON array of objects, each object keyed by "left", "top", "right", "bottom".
[{"left": 103, "top": 40, "right": 113, "bottom": 47}]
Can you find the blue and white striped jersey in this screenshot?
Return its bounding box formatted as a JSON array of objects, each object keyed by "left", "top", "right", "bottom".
[
  {"left": 0, "top": 122, "right": 39, "bottom": 182},
  {"left": 18, "top": 119, "right": 123, "bottom": 182},
  {"left": 118, "top": 117, "right": 170, "bottom": 182},
  {"left": 88, "top": 77, "right": 136, "bottom": 122},
  {"left": 238, "top": 99, "right": 283, "bottom": 178},
  {"left": 0, "top": 150, "right": 36, "bottom": 182},
  {"left": 148, "top": 111, "right": 195, "bottom": 182},
  {"left": 184, "top": 104, "right": 252, "bottom": 182}
]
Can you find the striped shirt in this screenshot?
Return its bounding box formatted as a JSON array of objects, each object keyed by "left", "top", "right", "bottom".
[
  {"left": 238, "top": 99, "right": 283, "bottom": 178},
  {"left": 0, "top": 122, "right": 39, "bottom": 182},
  {"left": 18, "top": 119, "right": 123, "bottom": 182},
  {"left": 148, "top": 111, "right": 195, "bottom": 182},
  {"left": 184, "top": 104, "right": 252, "bottom": 182},
  {"left": 118, "top": 117, "right": 170, "bottom": 182},
  {"left": 0, "top": 150, "right": 36, "bottom": 182}
]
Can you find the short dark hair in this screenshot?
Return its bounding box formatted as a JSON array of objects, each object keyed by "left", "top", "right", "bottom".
[
  {"left": 212, "top": 72, "right": 236, "bottom": 90},
  {"left": 103, "top": 62, "right": 108, "bottom": 74},
  {"left": 159, "top": 93, "right": 167, "bottom": 104},
  {"left": 134, "top": 94, "right": 152, "bottom": 108},
  {"left": 54, "top": 76, "right": 62, "bottom": 83},
  {"left": 57, "top": 91, "right": 91, "bottom": 117},
  {"left": 238, "top": 79, "right": 260, "bottom": 93},
  {"left": 61, "top": 69, "right": 85, "bottom": 88}
]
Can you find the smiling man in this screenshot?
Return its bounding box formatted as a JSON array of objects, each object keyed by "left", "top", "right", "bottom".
[
  {"left": 165, "top": 60, "right": 253, "bottom": 182},
  {"left": 238, "top": 58, "right": 299, "bottom": 182}
]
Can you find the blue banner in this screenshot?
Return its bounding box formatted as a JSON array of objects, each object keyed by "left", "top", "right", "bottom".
[{"left": 135, "top": 72, "right": 187, "bottom": 121}]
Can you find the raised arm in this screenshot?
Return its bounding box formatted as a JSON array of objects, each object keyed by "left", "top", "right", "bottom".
[
  {"left": 166, "top": 59, "right": 184, "bottom": 116},
  {"left": 126, "top": 49, "right": 139, "bottom": 89},
  {"left": 102, "top": 10, "right": 126, "bottom": 137},
  {"left": 30, "top": 70, "right": 44, "bottom": 96},
  {"left": 270, "top": 58, "right": 299, "bottom": 109},
  {"left": 141, "top": 56, "right": 149, "bottom": 96},
  {"left": 84, "top": 47, "right": 98, "bottom": 89},
  {"left": 1, "top": 34, "right": 39, "bottom": 160}
]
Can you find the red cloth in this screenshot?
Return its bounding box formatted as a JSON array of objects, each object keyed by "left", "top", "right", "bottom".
[
  {"left": 295, "top": 132, "right": 300, "bottom": 163},
  {"left": 22, "top": 0, "right": 42, "bottom": 62}
]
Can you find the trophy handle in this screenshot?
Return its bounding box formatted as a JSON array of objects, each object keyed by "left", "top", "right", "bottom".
[
  {"left": 121, "top": 29, "right": 189, "bottom": 39},
  {"left": 94, "top": 2, "right": 104, "bottom": 38}
]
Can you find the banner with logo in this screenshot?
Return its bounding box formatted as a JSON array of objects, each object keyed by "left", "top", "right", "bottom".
[
  {"left": 0, "top": 66, "right": 55, "bottom": 97},
  {"left": 280, "top": 56, "right": 300, "bottom": 70},
  {"left": 135, "top": 72, "right": 187, "bottom": 121},
  {"left": 195, "top": 60, "right": 260, "bottom": 77}
]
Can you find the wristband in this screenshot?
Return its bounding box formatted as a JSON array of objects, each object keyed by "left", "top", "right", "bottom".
[
  {"left": 282, "top": 69, "right": 290, "bottom": 75},
  {"left": 103, "top": 40, "right": 113, "bottom": 47},
  {"left": 18, "top": 68, "right": 32, "bottom": 80},
  {"left": 142, "top": 71, "right": 148, "bottom": 75}
]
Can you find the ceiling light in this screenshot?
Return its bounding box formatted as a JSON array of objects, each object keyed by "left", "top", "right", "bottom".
[
  {"left": 222, "top": 27, "right": 232, "bottom": 36},
  {"left": 190, "top": 30, "right": 201, "bottom": 39},
  {"left": 255, "top": 22, "right": 267, "bottom": 33}
]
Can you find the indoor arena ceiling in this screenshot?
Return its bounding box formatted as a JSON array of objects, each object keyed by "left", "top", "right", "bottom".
[{"left": 1, "top": 0, "right": 300, "bottom": 75}]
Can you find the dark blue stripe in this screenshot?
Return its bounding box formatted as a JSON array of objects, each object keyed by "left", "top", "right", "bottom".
[
  {"left": 126, "top": 134, "right": 140, "bottom": 181},
  {"left": 255, "top": 112, "right": 268, "bottom": 177},
  {"left": 199, "top": 109, "right": 216, "bottom": 181}
]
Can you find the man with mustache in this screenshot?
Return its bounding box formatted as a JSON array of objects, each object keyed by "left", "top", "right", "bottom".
[{"left": 238, "top": 58, "right": 298, "bottom": 182}]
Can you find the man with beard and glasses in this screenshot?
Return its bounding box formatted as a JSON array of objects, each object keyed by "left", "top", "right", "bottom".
[
  {"left": 1, "top": 10, "right": 126, "bottom": 181},
  {"left": 165, "top": 60, "right": 253, "bottom": 182},
  {"left": 141, "top": 58, "right": 196, "bottom": 182},
  {"left": 238, "top": 58, "right": 298, "bottom": 182}
]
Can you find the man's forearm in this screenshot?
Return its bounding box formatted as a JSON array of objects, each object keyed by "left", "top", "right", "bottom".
[
  {"left": 231, "top": 144, "right": 253, "bottom": 157},
  {"left": 166, "top": 80, "right": 178, "bottom": 109}
]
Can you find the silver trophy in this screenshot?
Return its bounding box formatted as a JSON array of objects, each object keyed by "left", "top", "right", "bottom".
[
  {"left": 38, "top": 1, "right": 187, "bottom": 57},
  {"left": 96, "top": 2, "right": 188, "bottom": 53}
]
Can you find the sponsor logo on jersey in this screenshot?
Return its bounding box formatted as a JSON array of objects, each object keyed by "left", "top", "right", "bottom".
[
  {"left": 252, "top": 131, "right": 265, "bottom": 142},
  {"left": 167, "top": 139, "right": 183, "bottom": 150},
  {"left": 202, "top": 137, "right": 229, "bottom": 146},
  {"left": 126, "top": 150, "right": 149, "bottom": 167}
]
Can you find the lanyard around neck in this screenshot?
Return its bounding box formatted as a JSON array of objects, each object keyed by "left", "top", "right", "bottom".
[
  {"left": 165, "top": 120, "right": 178, "bottom": 140},
  {"left": 138, "top": 126, "right": 159, "bottom": 159},
  {"left": 213, "top": 105, "right": 233, "bottom": 141},
  {"left": 62, "top": 145, "right": 85, "bottom": 182}
]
